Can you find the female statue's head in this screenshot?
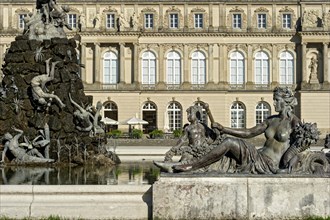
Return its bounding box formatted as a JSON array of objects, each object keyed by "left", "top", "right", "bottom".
[{"left": 273, "top": 87, "right": 298, "bottom": 116}]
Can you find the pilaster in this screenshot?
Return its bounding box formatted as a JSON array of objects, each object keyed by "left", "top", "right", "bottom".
[
  {"left": 157, "top": 44, "right": 166, "bottom": 89},
  {"left": 301, "top": 43, "right": 307, "bottom": 83},
  {"left": 93, "top": 42, "right": 101, "bottom": 84},
  {"left": 119, "top": 42, "right": 125, "bottom": 84},
  {"left": 80, "top": 43, "right": 87, "bottom": 82},
  {"left": 246, "top": 44, "right": 254, "bottom": 89},
  {"left": 207, "top": 43, "right": 215, "bottom": 89},
  {"left": 182, "top": 44, "right": 190, "bottom": 89},
  {"left": 323, "top": 42, "right": 329, "bottom": 84},
  {"left": 271, "top": 44, "right": 278, "bottom": 88},
  {"left": 133, "top": 43, "right": 140, "bottom": 85}
]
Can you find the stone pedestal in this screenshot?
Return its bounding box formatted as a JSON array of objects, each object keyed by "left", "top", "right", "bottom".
[{"left": 153, "top": 174, "right": 330, "bottom": 220}]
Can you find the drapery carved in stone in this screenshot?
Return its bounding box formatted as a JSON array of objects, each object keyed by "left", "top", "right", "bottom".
[
  {"left": 303, "top": 9, "right": 320, "bottom": 28},
  {"left": 140, "top": 7, "right": 158, "bottom": 31},
  {"left": 277, "top": 6, "right": 296, "bottom": 30},
  {"left": 163, "top": 6, "right": 184, "bottom": 30},
  {"left": 227, "top": 6, "right": 247, "bottom": 30},
  {"left": 252, "top": 7, "right": 272, "bottom": 31},
  {"left": 188, "top": 7, "right": 209, "bottom": 29}
]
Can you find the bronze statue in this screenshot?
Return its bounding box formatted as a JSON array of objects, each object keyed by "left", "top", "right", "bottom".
[{"left": 172, "top": 87, "right": 328, "bottom": 174}]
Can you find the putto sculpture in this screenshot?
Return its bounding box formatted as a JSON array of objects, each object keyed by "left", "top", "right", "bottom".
[{"left": 155, "top": 87, "right": 329, "bottom": 175}]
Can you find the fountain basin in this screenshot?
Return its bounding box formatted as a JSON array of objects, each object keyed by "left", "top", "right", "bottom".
[{"left": 0, "top": 184, "right": 152, "bottom": 220}]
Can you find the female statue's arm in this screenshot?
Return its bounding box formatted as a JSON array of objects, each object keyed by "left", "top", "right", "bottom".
[{"left": 215, "top": 121, "right": 268, "bottom": 139}]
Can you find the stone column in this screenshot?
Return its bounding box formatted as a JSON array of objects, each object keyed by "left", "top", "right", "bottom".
[
  {"left": 271, "top": 44, "right": 278, "bottom": 88},
  {"left": 182, "top": 44, "right": 190, "bottom": 89},
  {"left": 323, "top": 42, "right": 329, "bottom": 83},
  {"left": 133, "top": 43, "right": 139, "bottom": 85},
  {"left": 246, "top": 44, "right": 254, "bottom": 89},
  {"left": 93, "top": 43, "right": 101, "bottom": 84},
  {"left": 119, "top": 43, "right": 125, "bottom": 84},
  {"left": 301, "top": 43, "right": 307, "bottom": 83},
  {"left": 207, "top": 44, "right": 215, "bottom": 88},
  {"left": 80, "top": 43, "right": 87, "bottom": 82}
]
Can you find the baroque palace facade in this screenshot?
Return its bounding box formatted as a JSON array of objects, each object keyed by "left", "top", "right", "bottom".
[{"left": 0, "top": 0, "right": 329, "bottom": 135}]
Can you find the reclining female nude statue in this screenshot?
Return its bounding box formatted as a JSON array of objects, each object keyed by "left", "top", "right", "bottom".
[
  {"left": 159, "top": 87, "right": 328, "bottom": 174},
  {"left": 31, "top": 58, "right": 65, "bottom": 108}
]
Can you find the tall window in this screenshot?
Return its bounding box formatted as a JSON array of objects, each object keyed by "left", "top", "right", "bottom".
[
  {"left": 256, "top": 102, "right": 271, "bottom": 125},
  {"left": 167, "top": 102, "right": 182, "bottom": 131},
  {"left": 233, "top": 14, "right": 242, "bottom": 29},
  {"left": 103, "top": 52, "right": 118, "bottom": 84},
  {"left": 144, "top": 14, "right": 154, "bottom": 29},
  {"left": 257, "top": 14, "right": 267, "bottom": 29},
  {"left": 231, "top": 102, "right": 245, "bottom": 128},
  {"left": 194, "top": 14, "right": 203, "bottom": 28},
  {"left": 279, "top": 51, "right": 294, "bottom": 84},
  {"left": 169, "top": 14, "right": 179, "bottom": 28},
  {"left": 282, "top": 14, "right": 292, "bottom": 29},
  {"left": 19, "top": 14, "right": 27, "bottom": 29},
  {"left": 191, "top": 51, "right": 206, "bottom": 85},
  {"left": 142, "top": 51, "right": 156, "bottom": 85},
  {"left": 255, "top": 51, "right": 269, "bottom": 85},
  {"left": 166, "top": 51, "right": 181, "bottom": 84},
  {"left": 106, "top": 14, "right": 115, "bottom": 29},
  {"left": 230, "top": 51, "right": 245, "bottom": 85},
  {"left": 68, "top": 14, "right": 77, "bottom": 29},
  {"left": 142, "top": 102, "right": 157, "bottom": 133}
]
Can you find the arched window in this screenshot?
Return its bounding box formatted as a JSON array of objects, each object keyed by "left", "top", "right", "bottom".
[
  {"left": 141, "top": 51, "right": 156, "bottom": 85},
  {"left": 194, "top": 102, "right": 208, "bottom": 125},
  {"left": 167, "top": 102, "right": 182, "bottom": 131},
  {"left": 256, "top": 102, "right": 271, "bottom": 125},
  {"left": 230, "top": 51, "right": 245, "bottom": 85},
  {"left": 279, "top": 51, "right": 294, "bottom": 85},
  {"left": 103, "top": 52, "right": 118, "bottom": 84},
  {"left": 166, "top": 51, "right": 181, "bottom": 84},
  {"left": 103, "top": 101, "right": 118, "bottom": 131},
  {"left": 255, "top": 51, "right": 269, "bottom": 85},
  {"left": 231, "top": 102, "right": 245, "bottom": 128},
  {"left": 191, "top": 51, "right": 206, "bottom": 85},
  {"left": 142, "top": 102, "right": 157, "bottom": 133}
]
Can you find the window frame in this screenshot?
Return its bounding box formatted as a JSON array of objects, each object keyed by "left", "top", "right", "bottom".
[
  {"left": 231, "top": 102, "right": 246, "bottom": 128},
  {"left": 194, "top": 13, "right": 204, "bottom": 29},
  {"left": 233, "top": 13, "right": 242, "bottom": 29},
  {"left": 282, "top": 13, "right": 292, "bottom": 29},
  {"left": 18, "top": 14, "right": 27, "bottom": 29},
  {"left": 144, "top": 13, "right": 154, "bottom": 29},
  {"left": 166, "top": 51, "right": 181, "bottom": 85},
  {"left": 141, "top": 51, "right": 156, "bottom": 85},
  {"left": 103, "top": 51, "right": 119, "bottom": 84},
  {"left": 106, "top": 13, "right": 116, "bottom": 29},
  {"left": 255, "top": 102, "right": 271, "bottom": 125},
  {"left": 191, "top": 51, "right": 206, "bottom": 85},
  {"left": 254, "top": 51, "right": 270, "bottom": 85},
  {"left": 279, "top": 51, "right": 294, "bottom": 85},
  {"left": 230, "top": 51, "right": 245, "bottom": 85},
  {"left": 167, "top": 102, "right": 182, "bottom": 131},
  {"left": 257, "top": 13, "right": 267, "bottom": 29},
  {"left": 169, "top": 13, "right": 179, "bottom": 29},
  {"left": 67, "top": 13, "right": 77, "bottom": 29}
]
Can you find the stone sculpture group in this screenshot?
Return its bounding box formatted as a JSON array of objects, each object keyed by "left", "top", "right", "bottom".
[
  {"left": 155, "top": 87, "right": 329, "bottom": 175},
  {"left": 0, "top": 0, "right": 113, "bottom": 165}
]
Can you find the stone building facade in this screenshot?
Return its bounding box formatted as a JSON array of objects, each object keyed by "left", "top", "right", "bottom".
[{"left": 0, "top": 0, "right": 329, "bottom": 135}]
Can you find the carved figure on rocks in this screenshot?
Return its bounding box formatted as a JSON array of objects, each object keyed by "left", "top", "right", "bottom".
[
  {"left": 92, "top": 101, "right": 105, "bottom": 136},
  {"left": 31, "top": 58, "right": 65, "bottom": 108},
  {"left": 154, "top": 104, "right": 223, "bottom": 172},
  {"left": 173, "top": 87, "right": 329, "bottom": 174},
  {"left": 69, "top": 93, "right": 93, "bottom": 132},
  {"left": 1, "top": 126, "right": 54, "bottom": 164}
]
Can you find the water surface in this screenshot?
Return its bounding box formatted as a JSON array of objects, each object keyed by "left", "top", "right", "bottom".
[{"left": 0, "top": 162, "right": 160, "bottom": 185}]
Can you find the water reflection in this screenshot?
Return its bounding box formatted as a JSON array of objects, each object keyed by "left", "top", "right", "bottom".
[{"left": 0, "top": 162, "right": 160, "bottom": 185}]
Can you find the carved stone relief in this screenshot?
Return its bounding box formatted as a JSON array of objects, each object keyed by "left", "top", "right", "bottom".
[
  {"left": 188, "top": 7, "right": 209, "bottom": 29},
  {"left": 322, "top": 10, "right": 330, "bottom": 27},
  {"left": 227, "top": 44, "right": 248, "bottom": 54},
  {"left": 163, "top": 6, "right": 184, "bottom": 30},
  {"left": 252, "top": 7, "right": 272, "bottom": 31},
  {"left": 227, "top": 6, "right": 247, "bottom": 30},
  {"left": 303, "top": 9, "right": 320, "bottom": 28}
]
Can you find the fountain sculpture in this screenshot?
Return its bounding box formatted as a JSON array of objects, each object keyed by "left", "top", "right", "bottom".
[
  {"left": 0, "top": 0, "right": 118, "bottom": 165},
  {"left": 155, "top": 87, "right": 330, "bottom": 175}
]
